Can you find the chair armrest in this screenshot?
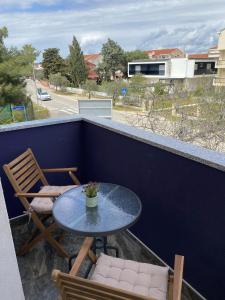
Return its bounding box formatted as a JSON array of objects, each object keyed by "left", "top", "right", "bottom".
[
  {"left": 42, "top": 167, "right": 78, "bottom": 173},
  {"left": 70, "top": 237, "right": 94, "bottom": 276},
  {"left": 15, "top": 192, "right": 61, "bottom": 198}
]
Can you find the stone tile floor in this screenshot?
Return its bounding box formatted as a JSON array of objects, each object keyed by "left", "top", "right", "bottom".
[{"left": 11, "top": 217, "right": 203, "bottom": 300}]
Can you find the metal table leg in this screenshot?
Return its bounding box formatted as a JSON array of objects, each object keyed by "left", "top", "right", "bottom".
[{"left": 92, "top": 236, "right": 119, "bottom": 257}]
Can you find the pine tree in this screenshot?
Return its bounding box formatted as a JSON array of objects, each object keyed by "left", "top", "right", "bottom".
[
  {"left": 0, "top": 27, "right": 38, "bottom": 105},
  {"left": 68, "top": 36, "right": 87, "bottom": 87}
]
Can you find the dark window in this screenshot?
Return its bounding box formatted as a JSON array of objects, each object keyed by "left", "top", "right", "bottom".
[
  {"left": 194, "top": 62, "right": 216, "bottom": 75},
  {"left": 129, "top": 63, "right": 165, "bottom": 76}
]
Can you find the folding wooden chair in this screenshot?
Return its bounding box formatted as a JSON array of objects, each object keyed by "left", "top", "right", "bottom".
[
  {"left": 53, "top": 237, "right": 184, "bottom": 300},
  {"left": 3, "top": 148, "right": 80, "bottom": 257}
]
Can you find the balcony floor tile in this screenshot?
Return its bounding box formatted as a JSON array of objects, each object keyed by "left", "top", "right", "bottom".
[{"left": 10, "top": 218, "right": 202, "bottom": 300}]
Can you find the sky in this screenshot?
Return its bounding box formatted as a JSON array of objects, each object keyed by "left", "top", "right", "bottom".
[{"left": 0, "top": 0, "right": 225, "bottom": 58}]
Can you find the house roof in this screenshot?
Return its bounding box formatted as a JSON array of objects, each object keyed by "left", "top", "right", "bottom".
[
  {"left": 84, "top": 54, "right": 100, "bottom": 61},
  {"left": 209, "top": 45, "right": 218, "bottom": 49},
  {"left": 85, "top": 60, "right": 96, "bottom": 68},
  {"left": 188, "top": 53, "right": 209, "bottom": 59},
  {"left": 145, "top": 48, "right": 183, "bottom": 56}
]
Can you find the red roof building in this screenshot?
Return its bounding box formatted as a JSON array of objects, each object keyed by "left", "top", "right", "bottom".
[
  {"left": 85, "top": 60, "right": 98, "bottom": 80},
  {"left": 145, "top": 48, "right": 184, "bottom": 59},
  {"left": 84, "top": 53, "right": 102, "bottom": 66}
]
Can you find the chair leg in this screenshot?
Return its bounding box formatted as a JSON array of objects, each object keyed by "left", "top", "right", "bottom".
[
  {"left": 18, "top": 213, "right": 69, "bottom": 258},
  {"left": 18, "top": 222, "right": 57, "bottom": 256}
]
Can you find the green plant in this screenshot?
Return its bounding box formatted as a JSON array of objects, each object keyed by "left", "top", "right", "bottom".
[{"left": 84, "top": 182, "right": 98, "bottom": 198}]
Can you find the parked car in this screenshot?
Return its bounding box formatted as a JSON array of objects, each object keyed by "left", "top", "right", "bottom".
[{"left": 37, "top": 89, "right": 52, "bottom": 101}]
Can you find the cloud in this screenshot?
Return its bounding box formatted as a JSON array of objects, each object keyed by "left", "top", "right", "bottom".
[
  {"left": 0, "top": 0, "right": 225, "bottom": 56},
  {"left": 80, "top": 32, "right": 106, "bottom": 47},
  {"left": 0, "top": 0, "right": 58, "bottom": 9}
]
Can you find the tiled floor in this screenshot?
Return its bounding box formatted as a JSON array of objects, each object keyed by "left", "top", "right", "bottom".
[{"left": 11, "top": 217, "right": 202, "bottom": 300}]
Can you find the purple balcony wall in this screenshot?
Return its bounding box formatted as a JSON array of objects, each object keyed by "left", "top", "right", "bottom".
[{"left": 1, "top": 116, "right": 225, "bottom": 299}]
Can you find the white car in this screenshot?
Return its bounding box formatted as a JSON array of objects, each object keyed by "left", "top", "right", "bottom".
[{"left": 37, "top": 90, "right": 52, "bottom": 101}]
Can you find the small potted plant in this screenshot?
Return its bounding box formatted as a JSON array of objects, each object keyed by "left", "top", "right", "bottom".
[{"left": 84, "top": 182, "right": 99, "bottom": 207}]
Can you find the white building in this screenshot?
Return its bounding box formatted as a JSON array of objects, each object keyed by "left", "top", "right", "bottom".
[
  {"left": 213, "top": 28, "right": 225, "bottom": 86},
  {"left": 128, "top": 57, "right": 216, "bottom": 80}
]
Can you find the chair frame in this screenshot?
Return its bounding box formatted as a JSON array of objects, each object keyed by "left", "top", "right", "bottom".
[
  {"left": 53, "top": 237, "right": 184, "bottom": 300},
  {"left": 3, "top": 148, "right": 80, "bottom": 257}
]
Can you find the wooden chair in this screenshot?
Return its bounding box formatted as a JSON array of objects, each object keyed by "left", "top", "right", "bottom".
[
  {"left": 52, "top": 237, "right": 184, "bottom": 300},
  {"left": 3, "top": 148, "right": 80, "bottom": 257}
]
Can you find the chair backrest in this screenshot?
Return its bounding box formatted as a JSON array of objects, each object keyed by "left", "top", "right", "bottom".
[
  {"left": 3, "top": 148, "right": 48, "bottom": 196},
  {"left": 52, "top": 270, "right": 154, "bottom": 300}
]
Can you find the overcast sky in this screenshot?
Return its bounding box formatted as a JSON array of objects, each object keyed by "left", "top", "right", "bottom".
[{"left": 0, "top": 0, "right": 225, "bottom": 58}]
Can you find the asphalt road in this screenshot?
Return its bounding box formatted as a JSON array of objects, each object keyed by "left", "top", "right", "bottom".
[
  {"left": 26, "top": 79, "right": 80, "bottom": 118},
  {"left": 26, "top": 79, "right": 136, "bottom": 124}
]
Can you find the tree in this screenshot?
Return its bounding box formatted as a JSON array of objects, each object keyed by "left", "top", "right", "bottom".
[
  {"left": 124, "top": 50, "right": 149, "bottom": 77},
  {"left": 99, "top": 38, "right": 126, "bottom": 80},
  {"left": 68, "top": 36, "right": 87, "bottom": 87},
  {"left": 128, "top": 80, "right": 225, "bottom": 153},
  {"left": 19, "top": 44, "right": 39, "bottom": 77},
  {"left": 49, "top": 73, "right": 69, "bottom": 90},
  {"left": 0, "top": 26, "right": 8, "bottom": 62},
  {"left": 42, "top": 48, "right": 65, "bottom": 78},
  {"left": 83, "top": 80, "right": 98, "bottom": 99},
  {"left": 125, "top": 50, "right": 148, "bottom": 63},
  {"left": 0, "top": 27, "right": 37, "bottom": 105}
]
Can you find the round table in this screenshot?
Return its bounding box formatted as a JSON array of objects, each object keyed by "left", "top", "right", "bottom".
[{"left": 53, "top": 183, "right": 142, "bottom": 258}]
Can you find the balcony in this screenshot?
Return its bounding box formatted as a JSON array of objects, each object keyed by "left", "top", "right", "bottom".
[
  {"left": 215, "top": 59, "right": 225, "bottom": 68},
  {"left": 1, "top": 116, "right": 225, "bottom": 299},
  {"left": 213, "top": 76, "right": 225, "bottom": 86}
]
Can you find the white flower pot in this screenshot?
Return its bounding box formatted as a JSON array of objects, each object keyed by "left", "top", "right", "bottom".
[{"left": 86, "top": 195, "right": 98, "bottom": 208}]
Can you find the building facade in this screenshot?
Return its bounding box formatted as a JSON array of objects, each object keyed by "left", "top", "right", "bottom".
[
  {"left": 213, "top": 29, "right": 225, "bottom": 86},
  {"left": 128, "top": 57, "right": 216, "bottom": 79}
]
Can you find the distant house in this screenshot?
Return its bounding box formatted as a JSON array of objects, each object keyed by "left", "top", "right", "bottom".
[
  {"left": 84, "top": 54, "right": 102, "bottom": 66},
  {"left": 145, "top": 48, "right": 185, "bottom": 59},
  {"left": 85, "top": 60, "right": 99, "bottom": 80},
  {"left": 84, "top": 54, "right": 102, "bottom": 80},
  {"left": 33, "top": 63, "right": 43, "bottom": 70}
]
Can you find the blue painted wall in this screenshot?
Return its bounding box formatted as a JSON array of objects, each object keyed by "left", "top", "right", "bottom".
[
  {"left": 1, "top": 119, "right": 225, "bottom": 299},
  {"left": 82, "top": 122, "right": 225, "bottom": 300},
  {"left": 0, "top": 121, "right": 83, "bottom": 218}
]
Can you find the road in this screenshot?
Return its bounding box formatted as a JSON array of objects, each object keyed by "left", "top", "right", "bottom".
[
  {"left": 26, "top": 79, "right": 79, "bottom": 118},
  {"left": 26, "top": 79, "right": 135, "bottom": 124}
]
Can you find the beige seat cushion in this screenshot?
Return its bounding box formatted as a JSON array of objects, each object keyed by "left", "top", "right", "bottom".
[
  {"left": 90, "top": 253, "right": 169, "bottom": 300},
  {"left": 30, "top": 185, "right": 76, "bottom": 213}
]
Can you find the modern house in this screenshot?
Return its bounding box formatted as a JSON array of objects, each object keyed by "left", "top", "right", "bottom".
[
  {"left": 128, "top": 56, "right": 216, "bottom": 80},
  {"left": 188, "top": 53, "right": 217, "bottom": 76},
  {"left": 213, "top": 28, "right": 225, "bottom": 86}
]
